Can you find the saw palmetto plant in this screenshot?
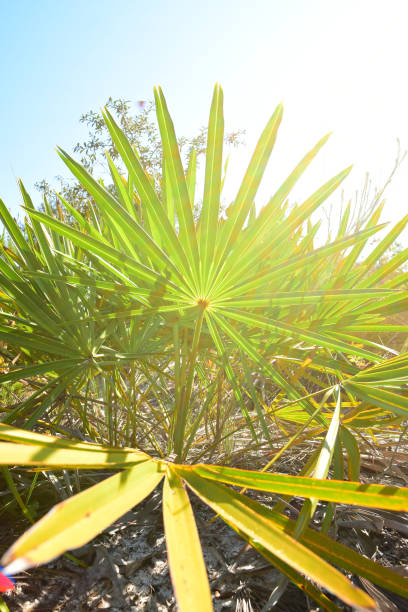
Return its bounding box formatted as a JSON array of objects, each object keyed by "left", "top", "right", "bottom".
[{"left": 1, "top": 84, "right": 408, "bottom": 610}]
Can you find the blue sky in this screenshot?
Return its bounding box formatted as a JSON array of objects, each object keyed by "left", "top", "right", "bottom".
[{"left": 2, "top": 0, "right": 408, "bottom": 241}]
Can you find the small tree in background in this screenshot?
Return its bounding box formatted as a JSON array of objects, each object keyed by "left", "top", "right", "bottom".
[{"left": 36, "top": 97, "right": 244, "bottom": 217}]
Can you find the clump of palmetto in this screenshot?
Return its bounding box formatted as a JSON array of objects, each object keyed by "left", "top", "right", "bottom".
[{"left": 0, "top": 85, "right": 408, "bottom": 610}]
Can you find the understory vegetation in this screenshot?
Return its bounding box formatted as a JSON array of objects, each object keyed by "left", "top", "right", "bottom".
[{"left": 0, "top": 84, "right": 408, "bottom": 611}]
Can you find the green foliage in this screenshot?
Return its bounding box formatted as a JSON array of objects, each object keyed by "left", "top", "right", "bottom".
[
  {"left": 1, "top": 84, "right": 408, "bottom": 610},
  {"left": 35, "top": 96, "right": 244, "bottom": 217}
]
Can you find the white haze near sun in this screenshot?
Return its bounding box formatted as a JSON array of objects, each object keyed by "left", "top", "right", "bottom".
[{"left": 216, "top": 1, "right": 408, "bottom": 245}]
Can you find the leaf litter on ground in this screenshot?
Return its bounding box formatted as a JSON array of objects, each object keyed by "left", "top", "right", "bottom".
[{"left": 1, "top": 452, "right": 408, "bottom": 612}]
